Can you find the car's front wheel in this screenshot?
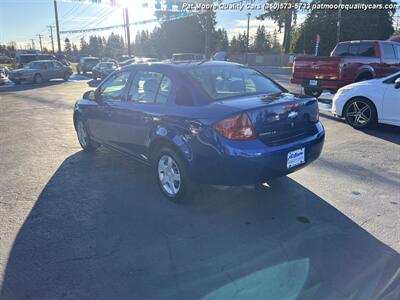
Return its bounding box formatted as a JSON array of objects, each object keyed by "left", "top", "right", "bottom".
[
  {"left": 63, "top": 72, "right": 70, "bottom": 81},
  {"left": 344, "top": 97, "right": 377, "bottom": 129},
  {"left": 155, "top": 147, "right": 191, "bottom": 201},
  {"left": 33, "top": 74, "right": 42, "bottom": 84},
  {"left": 76, "top": 119, "right": 99, "bottom": 151}
]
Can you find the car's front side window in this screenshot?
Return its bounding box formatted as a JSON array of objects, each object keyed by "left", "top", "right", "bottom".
[
  {"left": 128, "top": 70, "right": 171, "bottom": 104},
  {"left": 98, "top": 71, "right": 130, "bottom": 101}
]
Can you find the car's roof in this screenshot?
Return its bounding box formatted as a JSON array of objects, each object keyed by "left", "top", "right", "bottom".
[
  {"left": 29, "top": 60, "right": 56, "bottom": 63},
  {"left": 121, "top": 60, "right": 242, "bottom": 71}
]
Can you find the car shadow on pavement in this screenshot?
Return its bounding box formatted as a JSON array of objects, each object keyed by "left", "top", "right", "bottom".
[
  {"left": 1, "top": 149, "right": 399, "bottom": 300},
  {"left": 320, "top": 112, "right": 400, "bottom": 145}
]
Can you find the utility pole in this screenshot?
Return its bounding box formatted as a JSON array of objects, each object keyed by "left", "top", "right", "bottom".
[
  {"left": 54, "top": 0, "right": 62, "bottom": 52},
  {"left": 245, "top": 12, "right": 251, "bottom": 65},
  {"left": 124, "top": 8, "right": 132, "bottom": 57},
  {"left": 337, "top": 0, "right": 342, "bottom": 43},
  {"left": 48, "top": 25, "right": 55, "bottom": 53},
  {"left": 37, "top": 34, "right": 43, "bottom": 52}
]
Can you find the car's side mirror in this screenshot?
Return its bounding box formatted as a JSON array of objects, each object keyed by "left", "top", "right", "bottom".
[
  {"left": 394, "top": 78, "right": 400, "bottom": 89},
  {"left": 83, "top": 90, "right": 96, "bottom": 101}
]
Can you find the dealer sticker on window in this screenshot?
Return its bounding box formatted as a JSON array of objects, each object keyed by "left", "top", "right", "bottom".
[
  {"left": 309, "top": 80, "right": 318, "bottom": 86},
  {"left": 287, "top": 148, "right": 305, "bottom": 169}
]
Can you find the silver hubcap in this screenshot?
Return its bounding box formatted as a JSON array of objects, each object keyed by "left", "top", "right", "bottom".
[
  {"left": 158, "top": 155, "right": 181, "bottom": 196},
  {"left": 347, "top": 101, "right": 371, "bottom": 126},
  {"left": 35, "top": 75, "right": 42, "bottom": 83},
  {"left": 77, "top": 121, "right": 88, "bottom": 147}
]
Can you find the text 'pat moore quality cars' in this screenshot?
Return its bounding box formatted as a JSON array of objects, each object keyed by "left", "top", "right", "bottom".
[
  {"left": 73, "top": 61, "right": 325, "bottom": 201},
  {"left": 9, "top": 60, "right": 73, "bottom": 84},
  {"left": 332, "top": 71, "right": 400, "bottom": 128}
]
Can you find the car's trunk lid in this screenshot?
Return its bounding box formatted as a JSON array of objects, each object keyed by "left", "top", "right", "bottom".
[{"left": 212, "top": 93, "right": 319, "bottom": 146}]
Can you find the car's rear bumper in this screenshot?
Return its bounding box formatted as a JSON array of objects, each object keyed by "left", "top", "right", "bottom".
[
  {"left": 189, "top": 122, "right": 325, "bottom": 185},
  {"left": 291, "top": 77, "right": 349, "bottom": 91}
]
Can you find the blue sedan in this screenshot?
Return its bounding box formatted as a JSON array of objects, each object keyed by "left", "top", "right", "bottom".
[{"left": 73, "top": 61, "right": 325, "bottom": 200}]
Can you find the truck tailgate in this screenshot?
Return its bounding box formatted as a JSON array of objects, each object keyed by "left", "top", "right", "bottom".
[{"left": 293, "top": 56, "right": 342, "bottom": 81}]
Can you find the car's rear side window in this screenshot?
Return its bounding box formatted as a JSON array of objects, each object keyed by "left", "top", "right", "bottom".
[
  {"left": 358, "top": 43, "right": 376, "bottom": 57},
  {"left": 382, "top": 44, "right": 396, "bottom": 59}
]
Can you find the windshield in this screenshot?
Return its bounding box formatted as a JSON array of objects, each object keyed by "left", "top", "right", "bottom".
[{"left": 188, "top": 66, "right": 283, "bottom": 100}]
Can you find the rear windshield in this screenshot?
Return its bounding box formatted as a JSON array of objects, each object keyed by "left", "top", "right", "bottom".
[{"left": 188, "top": 65, "right": 283, "bottom": 101}]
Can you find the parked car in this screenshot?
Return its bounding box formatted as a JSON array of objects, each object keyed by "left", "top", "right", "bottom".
[
  {"left": 92, "top": 62, "right": 118, "bottom": 80},
  {"left": 332, "top": 71, "right": 400, "bottom": 128},
  {"left": 9, "top": 60, "right": 72, "bottom": 84},
  {"left": 0, "top": 55, "right": 12, "bottom": 64},
  {"left": 73, "top": 61, "right": 325, "bottom": 200},
  {"left": 15, "top": 53, "right": 56, "bottom": 68},
  {"left": 77, "top": 57, "right": 100, "bottom": 75},
  {"left": 0, "top": 66, "right": 9, "bottom": 84},
  {"left": 292, "top": 40, "right": 400, "bottom": 97},
  {"left": 172, "top": 53, "right": 205, "bottom": 62}
]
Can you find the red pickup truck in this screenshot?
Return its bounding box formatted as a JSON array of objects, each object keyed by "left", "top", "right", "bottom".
[{"left": 291, "top": 40, "right": 400, "bottom": 97}]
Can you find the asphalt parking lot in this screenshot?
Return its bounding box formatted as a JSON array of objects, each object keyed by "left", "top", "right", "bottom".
[{"left": 0, "top": 72, "right": 399, "bottom": 299}]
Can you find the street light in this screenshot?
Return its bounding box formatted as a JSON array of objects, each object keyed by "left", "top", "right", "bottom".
[{"left": 246, "top": 12, "right": 251, "bottom": 65}]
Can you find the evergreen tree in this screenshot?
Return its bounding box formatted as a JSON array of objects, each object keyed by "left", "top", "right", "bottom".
[
  {"left": 293, "top": 0, "right": 395, "bottom": 55},
  {"left": 257, "top": 0, "right": 300, "bottom": 54}
]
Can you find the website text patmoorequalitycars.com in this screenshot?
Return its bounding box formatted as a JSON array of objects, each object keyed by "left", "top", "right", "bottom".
[{"left": 182, "top": 1, "right": 400, "bottom": 12}]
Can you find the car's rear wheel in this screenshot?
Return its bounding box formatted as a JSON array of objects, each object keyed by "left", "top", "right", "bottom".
[
  {"left": 155, "top": 147, "right": 192, "bottom": 201},
  {"left": 304, "top": 87, "right": 322, "bottom": 98},
  {"left": 77, "top": 67, "right": 80, "bottom": 75},
  {"left": 63, "top": 72, "right": 70, "bottom": 81},
  {"left": 344, "top": 98, "right": 377, "bottom": 129},
  {"left": 33, "top": 74, "right": 42, "bottom": 84},
  {"left": 76, "top": 119, "right": 99, "bottom": 151},
  {"left": 92, "top": 73, "right": 97, "bottom": 80}
]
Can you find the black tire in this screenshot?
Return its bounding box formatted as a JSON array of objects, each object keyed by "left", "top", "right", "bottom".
[
  {"left": 76, "top": 118, "right": 100, "bottom": 151},
  {"left": 83, "top": 71, "right": 87, "bottom": 76},
  {"left": 355, "top": 73, "right": 373, "bottom": 83},
  {"left": 33, "top": 73, "right": 42, "bottom": 84},
  {"left": 344, "top": 97, "right": 377, "bottom": 129},
  {"left": 154, "top": 147, "right": 193, "bottom": 202},
  {"left": 63, "top": 72, "right": 70, "bottom": 81},
  {"left": 92, "top": 73, "right": 97, "bottom": 80},
  {"left": 77, "top": 67, "right": 80, "bottom": 75},
  {"left": 304, "top": 87, "right": 322, "bottom": 98}
]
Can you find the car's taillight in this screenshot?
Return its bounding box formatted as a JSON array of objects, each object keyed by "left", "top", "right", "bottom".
[{"left": 213, "top": 112, "right": 256, "bottom": 141}]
